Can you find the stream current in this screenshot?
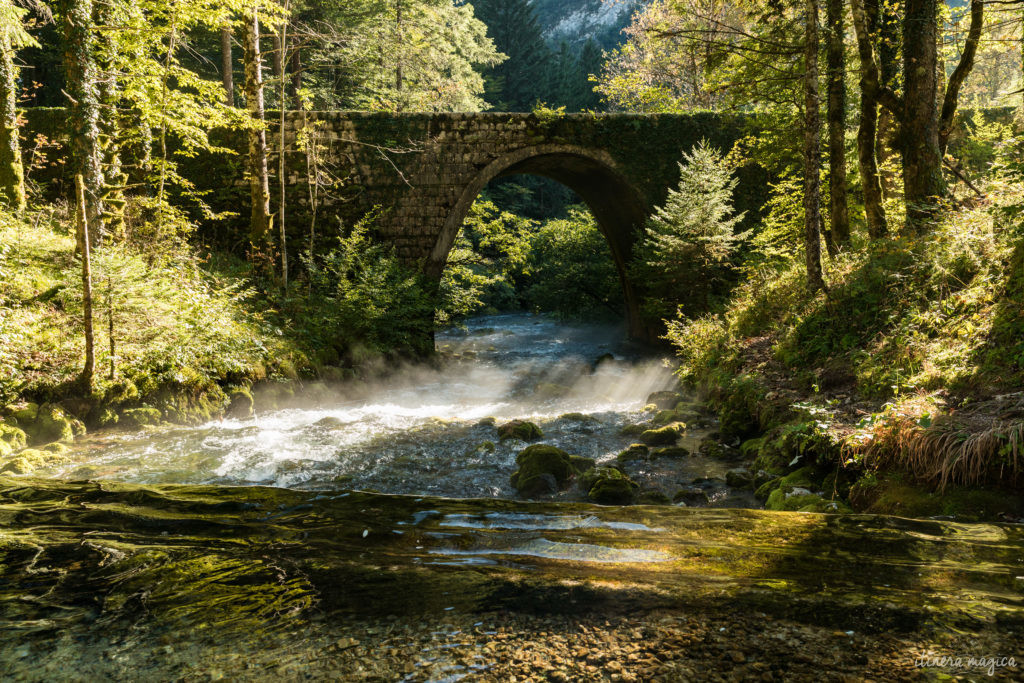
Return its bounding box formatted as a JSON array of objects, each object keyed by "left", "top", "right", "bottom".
[{"left": 53, "top": 313, "right": 745, "bottom": 503}]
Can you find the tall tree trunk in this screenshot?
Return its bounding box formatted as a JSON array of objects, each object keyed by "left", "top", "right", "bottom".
[
  {"left": 290, "top": 50, "right": 302, "bottom": 108},
  {"left": 825, "top": 0, "right": 848, "bottom": 250},
  {"left": 876, "top": 0, "right": 899, "bottom": 198},
  {"left": 278, "top": 10, "right": 289, "bottom": 290},
  {"left": 94, "top": 0, "right": 125, "bottom": 240},
  {"left": 0, "top": 32, "right": 25, "bottom": 213},
  {"left": 395, "top": 0, "right": 404, "bottom": 111},
  {"left": 851, "top": 0, "right": 888, "bottom": 238},
  {"left": 60, "top": 0, "right": 105, "bottom": 240},
  {"left": 75, "top": 174, "right": 95, "bottom": 392},
  {"left": 938, "top": 0, "right": 983, "bottom": 155},
  {"left": 804, "top": 0, "right": 826, "bottom": 293},
  {"left": 901, "top": 0, "right": 945, "bottom": 233},
  {"left": 221, "top": 24, "right": 234, "bottom": 106},
  {"left": 244, "top": 8, "right": 271, "bottom": 241}
]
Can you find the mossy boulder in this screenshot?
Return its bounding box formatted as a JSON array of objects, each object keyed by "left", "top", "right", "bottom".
[
  {"left": 698, "top": 438, "right": 733, "bottom": 459},
  {"left": 755, "top": 466, "right": 817, "bottom": 501},
  {"left": 650, "top": 410, "right": 678, "bottom": 426},
  {"left": 0, "top": 422, "right": 27, "bottom": 457},
  {"left": 558, "top": 412, "right": 598, "bottom": 423},
  {"left": 0, "top": 448, "right": 64, "bottom": 475},
  {"left": 639, "top": 425, "right": 681, "bottom": 446},
  {"left": 651, "top": 446, "right": 690, "bottom": 459},
  {"left": 510, "top": 444, "right": 587, "bottom": 497},
  {"left": 725, "top": 468, "right": 753, "bottom": 488},
  {"left": 581, "top": 467, "right": 639, "bottom": 505},
  {"left": 226, "top": 388, "right": 255, "bottom": 419},
  {"left": 766, "top": 486, "right": 851, "bottom": 513},
  {"left": 619, "top": 423, "right": 647, "bottom": 436},
  {"left": 497, "top": 420, "right": 543, "bottom": 442},
  {"left": 616, "top": 443, "right": 649, "bottom": 463},
  {"left": 673, "top": 486, "right": 709, "bottom": 506},
  {"left": 16, "top": 404, "right": 79, "bottom": 446},
  {"left": 39, "top": 442, "right": 69, "bottom": 455},
  {"left": 119, "top": 407, "right": 162, "bottom": 429},
  {"left": 646, "top": 391, "right": 682, "bottom": 410},
  {"left": 636, "top": 490, "right": 671, "bottom": 505}
]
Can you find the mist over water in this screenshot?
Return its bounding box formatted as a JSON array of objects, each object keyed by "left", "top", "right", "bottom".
[{"left": 55, "top": 314, "right": 682, "bottom": 498}]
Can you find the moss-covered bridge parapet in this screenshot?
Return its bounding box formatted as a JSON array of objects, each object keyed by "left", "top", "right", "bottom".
[{"left": 23, "top": 109, "right": 769, "bottom": 339}]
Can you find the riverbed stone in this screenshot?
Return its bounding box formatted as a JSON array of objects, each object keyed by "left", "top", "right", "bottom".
[
  {"left": 0, "top": 422, "right": 27, "bottom": 457},
  {"left": 651, "top": 446, "right": 690, "bottom": 459},
  {"left": 673, "top": 486, "right": 709, "bottom": 506},
  {"left": 17, "top": 404, "right": 79, "bottom": 446},
  {"left": 498, "top": 420, "right": 543, "bottom": 442},
  {"left": 511, "top": 444, "right": 585, "bottom": 496},
  {"left": 226, "top": 388, "right": 255, "bottom": 418},
  {"left": 726, "top": 468, "right": 754, "bottom": 488},
  {"left": 639, "top": 425, "right": 681, "bottom": 446},
  {"left": 616, "top": 443, "right": 649, "bottom": 463},
  {"left": 619, "top": 423, "right": 647, "bottom": 436},
  {"left": 636, "top": 490, "right": 671, "bottom": 505},
  {"left": 582, "top": 467, "right": 639, "bottom": 505},
  {"left": 646, "top": 391, "right": 682, "bottom": 410}
]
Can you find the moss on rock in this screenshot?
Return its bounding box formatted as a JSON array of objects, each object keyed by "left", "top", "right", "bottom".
[
  {"left": 616, "top": 443, "right": 649, "bottom": 463},
  {"left": 582, "top": 466, "right": 639, "bottom": 505},
  {"left": 510, "top": 444, "right": 587, "bottom": 497},
  {"left": 497, "top": 420, "right": 543, "bottom": 442},
  {"left": 651, "top": 446, "right": 690, "bottom": 459},
  {"left": 646, "top": 391, "right": 682, "bottom": 410},
  {"left": 0, "top": 422, "right": 27, "bottom": 456},
  {"left": 226, "top": 387, "right": 255, "bottom": 419},
  {"left": 120, "top": 407, "right": 162, "bottom": 428},
  {"left": 639, "top": 425, "right": 681, "bottom": 446}
]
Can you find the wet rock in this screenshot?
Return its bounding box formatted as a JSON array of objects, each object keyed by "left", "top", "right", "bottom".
[
  {"left": 470, "top": 441, "right": 495, "bottom": 455},
  {"left": 226, "top": 388, "right": 255, "bottom": 418},
  {"left": 646, "top": 391, "right": 682, "bottom": 410},
  {"left": 636, "top": 490, "right": 671, "bottom": 505},
  {"left": 315, "top": 417, "right": 346, "bottom": 430},
  {"left": 619, "top": 424, "right": 646, "bottom": 437},
  {"left": 558, "top": 412, "right": 597, "bottom": 423},
  {"left": 698, "top": 438, "right": 734, "bottom": 459},
  {"left": 582, "top": 467, "right": 639, "bottom": 505},
  {"left": 651, "top": 446, "right": 690, "bottom": 459},
  {"left": 475, "top": 417, "right": 497, "bottom": 427},
  {"left": 119, "top": 407, "right": 162, "bottom": 429},
  {"left": 592, "top": 353, "right": 615, "bottom": 370},
  {"left": 569, "top": 455, "right": 597, "bottom": 473},
  {"left": 726, "top": 468, "right": 753, "bottom": 488},
  {"left": 518, "top": 472, "right": 560, "bottom": 497},
  {"left": 0, "top": 422, "right": 26, "bottom": 457},
  {"left": 673, "top": 486, "right": 709, "bottom": 506},
  {"left": 15, "top": 404, "right": 81, "bottom": 446},
  {"left": 639, "top": 425, "right": 681, "bottom": 446},
  {"left": 766, "top": 487, "right": 852, "bottom": 513},
  {"left": 498, "top": 420, "right": 544, "bottom": 442},
  {"left": 616, "top": 444, "right": 649, "bottom": 463},
  {"left": 510, "top": 444, "right": 586, "bottom": 497}
]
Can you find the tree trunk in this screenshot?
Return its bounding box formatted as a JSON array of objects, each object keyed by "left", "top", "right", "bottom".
[
  {"left": 60, "top": 0, "right": 105, "bottom": 240},
  {"left": 0, "top": 32, "right": 26, "bottom": 213},
  {"left": 290, "top": 50, "right": 302, "bottom": 108},
  {"left": 938, "top": 0, "right": 983, "bottom": 155},
  {"left": 395, "top": 0, "right": 404, "bottom": 111},
  {"left": 75, "top": 174, "right": 95, "bottom": 392},
  {"left": 803, "top": 0, "right": 826, "bottom": 293},
  {"left": 243, "top": 8, "right": 271, "bottom": 241},
  {"left": 221, "top": 24, "right": 234, "bottom": 106},
  {"left": 825, "top": 0, "right": 848, "bottom": 250},
  {"left": 851, "top": 0, "right": 888, "bottom": 238},
  {"left": 94, "top": 0, "right": 125, "bottom": 240},
  {"left": 901, "top": 0, "right": 945, "bottom": 233},
  {"left": 876, "top": 0, "right": 899, "bottom": 197},
  {"left": 278, "top": 11, "right": 289, "bottom": 290}
]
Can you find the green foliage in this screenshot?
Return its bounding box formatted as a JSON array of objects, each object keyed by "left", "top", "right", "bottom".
[
  {"left": 633, "top": 140, "right": 746, "bottom": 323},
  {"left": 303, "top": 213, "right": 436, "bottom": 357},
  {"left": 524, "top": 208, "right": 622, "bottom": 320}
]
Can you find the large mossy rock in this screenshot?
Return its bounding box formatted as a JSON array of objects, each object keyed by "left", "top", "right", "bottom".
[
  {"left": 510, "top": 444, "right": 589, "bottom": 497},
  {"left": 226, "top": 388, "right": 255, "bottom": 419},
  {"left": 639, "top": 425, "right": 681, "bottom": 446},
  {"left": 766, "top": 486, "right": 852, "bottom": 513},
  {"left": 0, "top": 422, "right": 27, "bottom": 457},
  {"left": 119, "top": 407, "right": 163, "bottom": 429},
  {"left": 616, "top": 443, "right": 649, "bottom": 463},
  {"left": 646, "top": 391, "right": 682, "bottom": 410},
  {"left": 581, "top": 467, "right": 639, "bottom": 505},
  {"left": 11, "top": 404, "right": 82, "bottom": 446},
  {"left": 0, "top": 447, "right": 68, "bottom": 475},
  {"left": 497, "top": 420, "right": 543, "bottom": 442}
]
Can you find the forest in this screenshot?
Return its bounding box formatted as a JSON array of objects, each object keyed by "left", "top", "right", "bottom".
[{"left": 2, "top": 0, "right": 1024, "bottom": 679}]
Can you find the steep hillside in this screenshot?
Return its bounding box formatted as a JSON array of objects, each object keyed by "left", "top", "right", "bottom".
[{"left": 530, "top": 0, "right": 642, "bottom": 49}]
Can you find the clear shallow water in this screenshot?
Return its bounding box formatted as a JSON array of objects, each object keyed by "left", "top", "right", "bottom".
[{"left": 53, "top": 314, "right": 695, "bottom": 498}]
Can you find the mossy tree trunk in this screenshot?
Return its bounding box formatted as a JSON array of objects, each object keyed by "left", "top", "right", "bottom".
[
  {"left": 243, "top": 8, "right": 271, "bottom": 242},
  {"left": 221, "top": 24, "right": 234, "bottom": 106},
  {"left": 851, "top": 0, "right": 888, "bottom": 239},
  {"left": 803, "top": 0, "right": 825, "bottom": 293},
  {"left": 824, "top": 0, "right": 847, "bottom": 251},
  {"left": 0, "top": 31, "right": 25, "bottom": 213},
  {"left": 59, "top": 0, "right": 105, "bottom": 240}
]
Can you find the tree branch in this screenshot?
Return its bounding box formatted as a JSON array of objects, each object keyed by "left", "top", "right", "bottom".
[{"left": 939, "top": 0, "right": 984, "bottom": 154}]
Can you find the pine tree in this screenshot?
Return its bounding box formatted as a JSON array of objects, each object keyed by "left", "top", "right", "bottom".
[{"left": 635, "top": 141, "right": 746, "bottom": 319}]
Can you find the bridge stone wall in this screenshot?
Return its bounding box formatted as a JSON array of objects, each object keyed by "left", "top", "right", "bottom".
[{"left": 23, "top": 109, "right": 769, "bottom": 340}]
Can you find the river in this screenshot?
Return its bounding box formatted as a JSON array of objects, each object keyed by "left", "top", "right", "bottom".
[{"left": 2, "top": 314, "right": 1023, "bottom": 680}]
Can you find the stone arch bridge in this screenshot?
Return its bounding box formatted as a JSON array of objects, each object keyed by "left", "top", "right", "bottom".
[{"left": 26, "top": 110, "right": 767, "bottom": 341}]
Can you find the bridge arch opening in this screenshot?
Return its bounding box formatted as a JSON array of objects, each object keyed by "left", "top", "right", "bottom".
[{"left": 428, "top": 145, "right": 650, "bottom": 339}]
